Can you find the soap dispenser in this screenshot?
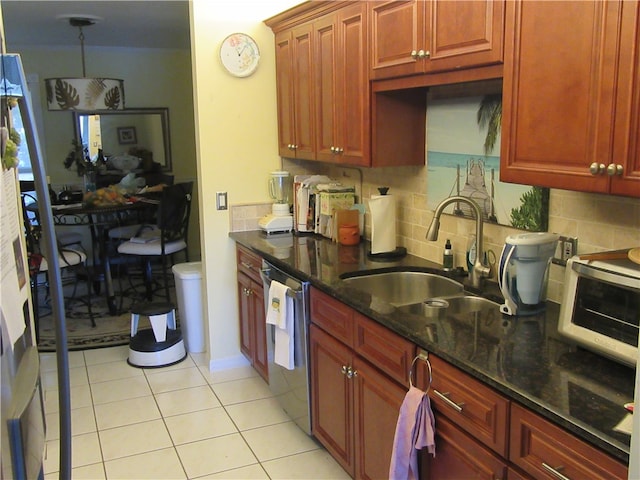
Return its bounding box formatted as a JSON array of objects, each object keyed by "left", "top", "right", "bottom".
[{"left": 443, "top": 239, "right": 454, "bottom": 271}]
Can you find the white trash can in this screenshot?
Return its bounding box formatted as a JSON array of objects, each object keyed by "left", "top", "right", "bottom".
[{"left": 172, "top": 261, "right": 205, "bottom": 353}]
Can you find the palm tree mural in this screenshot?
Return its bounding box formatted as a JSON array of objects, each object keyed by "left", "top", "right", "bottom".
[{"left": 477, "top": 94, "right": 549, "bottom": 232}]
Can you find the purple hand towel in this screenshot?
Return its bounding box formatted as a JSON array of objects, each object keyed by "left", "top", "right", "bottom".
[{"left": 389, "top": 386, "right": 436, "bottom": 480}]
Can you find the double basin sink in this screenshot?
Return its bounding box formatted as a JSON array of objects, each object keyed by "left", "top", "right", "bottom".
[{"left": 339, "top": 269, "right": 499, "bottom": 319}]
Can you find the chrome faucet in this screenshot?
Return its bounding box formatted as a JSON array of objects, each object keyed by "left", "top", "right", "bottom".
[{"left": 426, "top": 195, "right": 491, "bottom": 288}]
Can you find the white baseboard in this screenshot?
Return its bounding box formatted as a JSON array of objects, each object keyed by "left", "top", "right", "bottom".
[{"left": 208, "top": 354, "right": 251, "bottom": 372}]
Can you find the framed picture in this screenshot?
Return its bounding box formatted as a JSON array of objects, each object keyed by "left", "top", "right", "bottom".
[{"left": 117, "top": 126, "right": 137, "bottom": 144}]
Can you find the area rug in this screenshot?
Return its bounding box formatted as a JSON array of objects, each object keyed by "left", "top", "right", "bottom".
[{"left": 36, "top": 280, "right": 178, "bottom": 352}]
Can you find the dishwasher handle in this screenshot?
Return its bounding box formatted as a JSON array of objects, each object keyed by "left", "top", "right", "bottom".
[{"left": 260, "top": 265, "right": 303, "bottom": 299}]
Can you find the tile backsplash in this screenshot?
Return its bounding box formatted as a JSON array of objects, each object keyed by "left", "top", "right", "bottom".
[{"left": 282, "top": 159, "right": 640, "bottom": 303}]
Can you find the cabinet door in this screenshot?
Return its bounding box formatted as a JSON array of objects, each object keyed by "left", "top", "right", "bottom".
[
  {"left": 251, "top": 280, "right": 268, "bottom": 382},
  {"left": 275, "top": 25, "right": 315, "bottom": 160},
  {"left": 275, "top": 30, "right": 296, "bottom": 158},
  {"left": 237, "top": 272, "right": 253, "bottom": 360},
  {"left": 422, "top": 415, "right": 508, "bottom": 480},
  {"left": 353, "top": 356, "right": 406, "bottom": 480},
  {"left": 501, "top": 1, "right": 621, "bottom": 192},
  {"left": 370, "top": 0, "right": 424, "bottom": 80},
  {"left": 316, "top": 3, "right": 369, "bottom": 166},
  {"left": 424, "top": 0, "right": 504, "bottom": 73},
  {"left": 611, "top": 0, "right": 640, "bottom": 197},
  {"left": 310, "top": 324, "right": 355, "bottom": 476},
  {"left": 292, "top": 23, "right": 315, "bottom": 161}
]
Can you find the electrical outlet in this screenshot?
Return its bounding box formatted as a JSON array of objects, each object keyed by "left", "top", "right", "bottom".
[
  {"left": 552, "top": 236, "right": 578, "bottom": 265},
  {"left": 216, "top": 191, "right": 227, "bottom": 210}
]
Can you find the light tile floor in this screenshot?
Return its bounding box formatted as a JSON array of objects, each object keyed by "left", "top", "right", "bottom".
[{"left": 40, "top": 346, "right": 350, "bottom": 479}]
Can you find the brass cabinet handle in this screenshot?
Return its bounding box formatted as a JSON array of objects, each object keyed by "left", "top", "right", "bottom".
[
  {"left": 542, "top": 462, "right": 571, "bottom": 480},
  {"left": 589, "top": 162, "right": 605, "bottom": 175},
  {"left": 347, "top": 367, "right": 357, "bottom": 379},
  {"left": 341, "top": 365, "right": 349, "bottom": 375},
  {"left": 606, "top": 163, "right": 623, "bottom": 176},
  {"left": 410, "top": 49, "right": 418, "bottom": 59},
  {"left": 433, "top": 389, "right": 464, "bottom": 413},
  {"left": 241, "top": 261, "right": 253, "bottom": 270}
]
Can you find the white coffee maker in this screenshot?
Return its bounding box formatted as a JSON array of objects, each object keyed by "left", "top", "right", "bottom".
[
  {"left": 498, "top": 232, "right": 558, "bottom": 316},
  {"left": 259, "top": 171, "right": 294, "bottom": 234}
]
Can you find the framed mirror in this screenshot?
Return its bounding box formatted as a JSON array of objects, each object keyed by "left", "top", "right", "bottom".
[{"left": 73, "top": 107, "right": 172, "bottom": 172}]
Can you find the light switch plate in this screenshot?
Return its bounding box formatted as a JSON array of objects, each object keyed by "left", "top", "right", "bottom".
[{"left": 216, "top": 191, "right": 227, "bottom": 210}]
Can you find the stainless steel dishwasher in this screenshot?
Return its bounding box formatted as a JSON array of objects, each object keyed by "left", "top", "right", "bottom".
[{"left": 260, "top": 259, "right": 312, "bottom": 436}]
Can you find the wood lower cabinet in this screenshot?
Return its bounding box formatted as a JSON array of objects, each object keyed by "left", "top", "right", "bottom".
[
  {"left": 510, "top": 404, "right": 627, "bottom": 480},
  {"left": 369, "top": 0, "right": 505, "bottom": 80},
  {"left": 501, "top": 0, "right": 640, "bottom": 197},
  {"left": 236, "top": 246, "right": 268, "bottom": 382},
  {"left": 421, "top": 415, "right": 508, "bottom": 480},
  {"left": 310, "top": 287, "right": 413, "bottom": 479}
]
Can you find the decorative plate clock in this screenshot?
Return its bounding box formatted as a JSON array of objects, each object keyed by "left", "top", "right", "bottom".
[{"left": 220, "top": 33, "right": 260, "bottom": 77}]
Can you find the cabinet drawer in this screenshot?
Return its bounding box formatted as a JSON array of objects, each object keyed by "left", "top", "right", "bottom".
[
  {"left": 510, "top": 403, "right": 627, "bottom": 480},
  {"left": 418, "top": 355, "right": 509, "bottom": 457},
  {"left": 237, "top": 245, "right": 262, "bottom": 283},
  {"left": 310, "top": 287, "right": 354, "bottom": 347},
  {"left": 353, "top": 312, "right": 414, "bottom": 387}
]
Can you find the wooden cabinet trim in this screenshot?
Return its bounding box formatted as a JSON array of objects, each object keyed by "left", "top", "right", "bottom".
[{"left": 236, "top": 245, "right": 262, "bottom": 283}]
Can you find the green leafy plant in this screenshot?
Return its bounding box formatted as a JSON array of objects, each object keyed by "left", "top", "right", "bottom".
[
  {"left": 63, "top": 139, "right": 94, "bottom": 176},
  {"left": 477, "top": 94, "right": 502, "bottom": 156}
]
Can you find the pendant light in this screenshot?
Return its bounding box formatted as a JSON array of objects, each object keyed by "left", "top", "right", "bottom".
[{"left": 45, "top": 17, "right": 125, "bottom": 111}]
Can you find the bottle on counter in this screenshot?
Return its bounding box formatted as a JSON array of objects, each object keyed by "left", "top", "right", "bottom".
[{"left": 443, "top": 239, "right": 454, "bottom": 271}]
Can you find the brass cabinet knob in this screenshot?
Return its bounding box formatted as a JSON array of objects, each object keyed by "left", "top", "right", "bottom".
[
  {"left": 417, "top": 49, "right": 426, "bottom": 58},
  {"left": 424, "top": 50, "right": 431, "bottom": 58},
  {"left": 606, "top": 163, "right": 623, "bottom": 176},
  {"left": 589, "top": 162, "right": 605, "bottom": 175},
  {"left": 410, "top": 50, "right": 418, "bottom": 59}
]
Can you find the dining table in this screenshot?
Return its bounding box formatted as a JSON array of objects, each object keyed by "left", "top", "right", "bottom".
[{"left": 44, "top": 197, "right": 159, "bottom": 315}]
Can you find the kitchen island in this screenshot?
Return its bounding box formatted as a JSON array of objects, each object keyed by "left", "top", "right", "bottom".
[{"left": 231, "top": 230, "right": 634, "bottom": 467}]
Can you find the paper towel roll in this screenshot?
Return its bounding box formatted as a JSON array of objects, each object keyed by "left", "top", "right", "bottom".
[{"left": 370, "top": 194, "right": 396, "bottom": 254}]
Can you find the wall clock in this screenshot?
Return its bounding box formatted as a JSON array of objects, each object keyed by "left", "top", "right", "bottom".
[{"left": 220, "top": 33, "right": 260, "bottom": 78}]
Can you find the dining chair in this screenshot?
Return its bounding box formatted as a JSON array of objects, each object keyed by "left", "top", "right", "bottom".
[
  {"left": 106, "top": 176, "right": 173, "bottom": 241},
  {"left": 117, "top": 181, "right": 193, "bottom": 303},
  {"left": 20, "top": 181, "right": 85, "bottom": 251},
  {"left": 21, "top": 193, "right": 95, "bottom": 341}
]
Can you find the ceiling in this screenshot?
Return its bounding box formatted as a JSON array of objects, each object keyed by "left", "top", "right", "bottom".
[{"left": 1, "top": 1, "right": 190, "bottom": 50}]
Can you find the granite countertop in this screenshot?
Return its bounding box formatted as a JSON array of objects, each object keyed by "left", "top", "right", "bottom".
[{"left": 230, "top": 230, "right": 635, "bottom": 463}]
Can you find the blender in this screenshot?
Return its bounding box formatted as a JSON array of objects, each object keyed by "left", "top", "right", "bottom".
[
  {"left": 259, "top": 171, "right": 294, "bottom": 234},
  {"left": 498, "top": 232, "right": 558, "bottom": 316}
]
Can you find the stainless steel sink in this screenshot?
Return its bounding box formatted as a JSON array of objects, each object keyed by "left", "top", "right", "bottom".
[
  {"left": 340, "top": 271, "right": 464, "bottom": 306},
  {"left": 401, "top": 295, "right": 499, "bottom": 319}
]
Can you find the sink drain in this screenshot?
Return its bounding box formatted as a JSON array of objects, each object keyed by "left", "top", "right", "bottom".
[{"left": 422, "top": 298, "right": 449, "bottom": 318}]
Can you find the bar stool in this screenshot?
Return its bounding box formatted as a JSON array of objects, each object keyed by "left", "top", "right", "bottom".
[{"left": 128, "top": 302, "right": 186, "bottom": 367}]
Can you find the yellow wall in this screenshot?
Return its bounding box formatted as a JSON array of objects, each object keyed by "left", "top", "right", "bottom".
[{"left": 190, "top": 0, "right": 302, "bottom": 368}]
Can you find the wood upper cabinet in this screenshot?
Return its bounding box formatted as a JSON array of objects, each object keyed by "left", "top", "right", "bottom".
[
  {"left": 510, "top": 403, "right": 628, "bottom": 480},
  {"left": 274, "top": 24, "right": 315, "bottom": 160},
  {"left": 315, "top": 3, "right": 369, "bottom": 166},
  {"left": 369, "top": 0, "right": 505, "bottom": 80},
  {"left": 501, "top": 0, "right": 640, "bottom": 197}
]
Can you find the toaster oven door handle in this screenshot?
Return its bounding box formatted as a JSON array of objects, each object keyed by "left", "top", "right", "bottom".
[{"left": 573, "top": 262, "right": 640, "bottom": 290}]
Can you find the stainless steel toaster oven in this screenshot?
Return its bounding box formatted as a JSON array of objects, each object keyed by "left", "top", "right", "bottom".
[{"left": 558, "top": 255, "right": 640, "bottom": 366}]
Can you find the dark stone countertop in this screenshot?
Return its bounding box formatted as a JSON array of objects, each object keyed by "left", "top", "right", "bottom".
[{"left": 230, "top": 230, "right": 635, "bottom": 463}]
